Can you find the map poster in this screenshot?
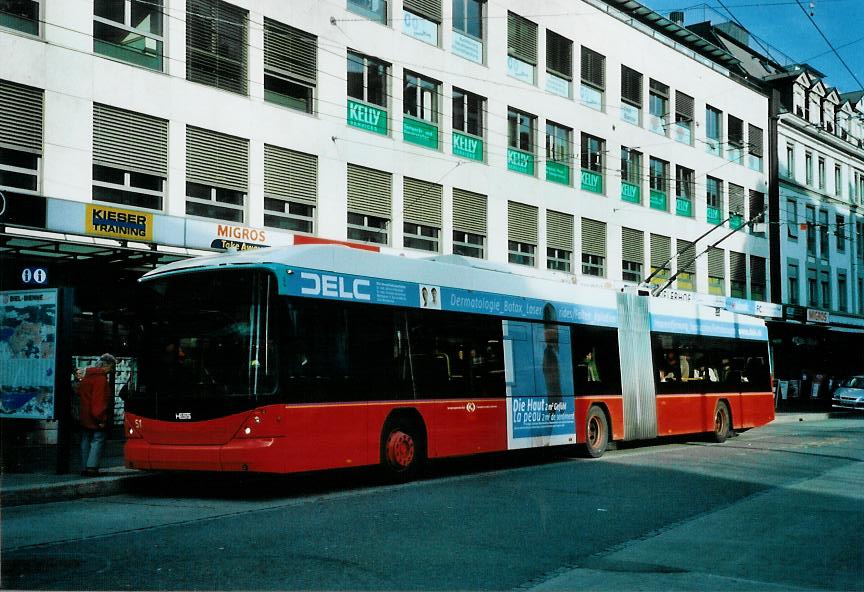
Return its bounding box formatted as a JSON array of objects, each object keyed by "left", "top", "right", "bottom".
[{"left": 0, "top": 289, "right": 58, "bottom": 420}]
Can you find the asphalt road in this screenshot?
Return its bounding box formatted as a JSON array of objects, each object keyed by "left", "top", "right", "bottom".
[{"left": 2, "top": 415, "right": 863, "bottom": 591}]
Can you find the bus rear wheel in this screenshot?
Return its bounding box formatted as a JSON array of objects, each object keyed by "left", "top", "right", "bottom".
[
  {"left": 711, "top": 401, "right": 731, "bottom": 443},
  {"left": 381, "top": 420, "right": 425, "bottom": 480},
  {"left": 584, "top": 406, "right": 609, "bottom": 458}
]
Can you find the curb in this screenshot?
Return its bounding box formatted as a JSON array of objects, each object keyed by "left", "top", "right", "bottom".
[
  {"left": 772, "top": 412, "right": 832, "bottom": 424},
  {"left": 1, "top": 471, "right": 153, "bottom": 507}
]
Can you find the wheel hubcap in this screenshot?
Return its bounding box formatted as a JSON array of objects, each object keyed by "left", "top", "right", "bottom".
[
  {"left": 588, "top": 417, "right": 602, "bottom": 447},
  {"left": 386, "top": 430, "right": 415, "bottom": 470},
  {"left": 715, "top": 409, "right": 727, "bottom": 433}
]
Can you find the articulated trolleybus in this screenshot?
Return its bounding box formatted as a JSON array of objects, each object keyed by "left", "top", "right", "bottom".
[{"left": 124, "top": 244, "right": 774, "bottom": 476}]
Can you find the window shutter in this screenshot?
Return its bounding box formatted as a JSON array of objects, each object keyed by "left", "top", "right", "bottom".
[
  {"left": 347, "top": 163, "right": 391, "bottom": 218},
  {"left": 507, "top": 201, "right": 538, "bottom": 244},
  {"left": 649, "top": 79, "right": 668, "bottom": 98},
  {"left": 580, "top": 47, "right": 605, "bottom": 89},
  {"left": 749, "top": 190, "right": 765, "bottom": 219},
  {"left": 264, "top": 144, "right": 317, "bottom": 205},
  {"left": 403, "top": 177, "right": 442, "bottom": 227},
  {"left": 650, "top": 234, "right": 671, "bottom": 268},
  {"left": 0, "top": 79, "right": 43, "bottom": 153},
  {"left": 675, "top": 91, "right": 694, "bottom": 121},
  {"left": 730, "top": 251, "right": 746, "bottom": 283},
  {"left": 186, "top": 0, "right": 248, "bottom": 94},
  {"left": 264, "top": 19, "right": 317, "bottom": 84},
  {"left": 186, "top": 125, "right": 249, "bottom": 192},
  {"left": 622, "top": 227, "right": 644, "bottom": 264},
  {"left": 729, "top": 183, "right": 745, "bottom": 215},
  {"left": 750, "top": 255, "right": 766, "bottom": 284},
  {"left": 748, "top": 124, "right": 763, "bottom": 157},
  {"left": 93, "top": 104, "right": 167, "bottom": 177},
  {"left": 728, "top": 115, "right": 743, "bottom": 147},
  {"left": 507, "top": 12, "right": 537, "bottom": 65},
  {"left": 403, "top": 0, "right": 442, "bottom": 23},
  {"left": 546, "top": 210, "right": 573, "bottom": 251},
  {"left": 621, "top": 66, "right": 642, "bottom": 106},
  {"left": 676, "top": 239, "right": 696, "bottom": 274},
  {"left": 452, "top": 188, "right": 486, "bottom": 235},
  {"left": 546, "top": 30, "right": 572, "bottom": 79},
  {"left": 581, "top": 218, "right": 606, "bottom": 257},
  {"left": 708, "top": 247, "right": 725, "bottom": 278}
]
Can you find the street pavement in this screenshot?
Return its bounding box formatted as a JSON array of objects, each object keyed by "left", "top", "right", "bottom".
[{"left": 1, "top": 411, "right": 861, "bottom": 590}]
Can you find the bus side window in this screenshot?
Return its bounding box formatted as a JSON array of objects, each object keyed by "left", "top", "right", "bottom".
[{"left": 571, "top": 325, "right": 622, "bottom": 395}]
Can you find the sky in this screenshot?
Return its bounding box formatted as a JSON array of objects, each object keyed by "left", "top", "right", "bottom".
[{"left": 643, "top": 0, "right": 864, "bottom": 93}]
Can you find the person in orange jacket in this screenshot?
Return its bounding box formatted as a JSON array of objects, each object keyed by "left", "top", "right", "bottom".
[{"left": 77, "top": 353, "right": 116, "bottom": 476}]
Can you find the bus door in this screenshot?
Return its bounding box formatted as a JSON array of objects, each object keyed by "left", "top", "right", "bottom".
[{"left": 616, "top": 292, "right": 658, "bottom": 440}]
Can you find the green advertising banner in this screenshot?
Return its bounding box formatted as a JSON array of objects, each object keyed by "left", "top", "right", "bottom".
[
  {"left": 452, "top": 131, "right": 483, "bottom": 161},
  {"left": 676, "top": 197, "right": 692, "bottom": 217},
  {"left": 347, "top": 100, "right": 387, "bottom": 135},
  {"left": 508, "top": 148, "right": 534, "bottom": 176},
  {"left": 546, "top": 161, "right": 570, "bottom": 185},
  {"left": 730, "top": 214, "right": 743, "bottom": 229},
  {"left": 580, "top": 170, "right": 603, "bottom": 193},
  {"left": 707, "top": 206, "right": 722, "bottom": 225},
  {"left": 621, "top": 182, "right": 641, "bottom": 203},
  {"left": 650, "top": 190, "right": 667, "bottom": 211},
  {"left": 403, "top": 117, "right": 438, "bottom": 149}
]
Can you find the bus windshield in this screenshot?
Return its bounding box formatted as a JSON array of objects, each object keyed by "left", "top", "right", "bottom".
[{"left": 135, "top": 269, "right": 277, "bottom": 403}]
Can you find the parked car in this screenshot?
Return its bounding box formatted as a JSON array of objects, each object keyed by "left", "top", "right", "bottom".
[{"left": 832, "top": 376, "right": 864, "bottom": 410}]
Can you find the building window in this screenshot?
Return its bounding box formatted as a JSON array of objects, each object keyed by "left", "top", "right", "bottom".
[
  {"left": 452, "top": 88, "right": 483, "bottom": 137},
  {"left": 0, "top": 80, "right": 42, "bottom": 197},
  {"left": 785, "top": 143, "right": 795, "bottom": 178},
  {"left": 264, "top": 19, "right": 316, "bottom": 113},
  {"left": 673, "top": 91, "right": 693, "bottom": 145},
  {"left": 94, "top": 0, "right": 163, "bottom": 71},
  {"left": 747, "top": 124, "right": 763, "bottom": 171},
  {"left": 676, "top": 240, "right": 696, "bottom": 292},
  {"left": 649, "top": 233, "right": 671, "bottom": 286},
  {"left": 403, "top": 177, "right": 442, "bottom": 252},
  {"left": 347, "top": 0, "right": 387, "bottom": 24},
  {"left": 836, "top": 214, "right": 846, "bottom": 253},
  {"left": 92, "top": 104, "right": 167, "bottom": 211},
  {"left": 506, "top": 12, "right": 536, "bottom": 84},
  {"left": 507, "top": 107, "right": 535, "bottom": 175},
  {"left": 787, "top": 199, "right": 798, "bottom": 240},
  {"left": 264, "top": 144, "right": 317, "bottom": 234},
  {"left": 820, "top": 270, "right": 830, "bottom": 309},
  {"left": 452, "top": 188, "right": 486, "bottom": 259},
  {"left": 805, "top": 151, "right": 813, "bottom": 185},
  {"left": 187, "top": 0, "right": 246, "bottom": 94},
  {"left": 675, "top": 166, "right": 695, "bottom": 217},
  {"left": 818, "top": 156, "right": 826, "bottom": 189},
  {"left": 580, "top": 133, "right": 604, "bottom": 194},
  {"left": 727, "top": 115, "right": 743, "bottom": 163},
  {"left": 807, "top": 267, "right": 818, "bottom": 306},
  {"left": 580, "top": 47, "right": 605, "bottom": 111},
  {"left": 185, "top": 126, "right": 248, "bottom": 222},
  {"left": 819, "top": 209, "right": 829, "bottom": 260},
  {"left": 545, "top": 121, "right": 572, "bottom": 185},
  {"left": 546, "top": 210, "right": 573, "bottom": 272},
  {"left": 749, "top": 190, "right": 765, "bottom": 236},
  {"left": 787, "top": 261, "right": 799, "bottom": 305},
  {"left": 806, "top": 205, "right": 816, "bottom": 256},
  {"left": 507, "top": 201, "right": 537, "bottom": 266},
  {"left": 347, "top": 163, "right": 391, "bottom": 245},
  {"left": 546, "top": 30, "right": 572, "bottom": 97},
  {"left": 834, "top": 164, "right": 842, "bottom": 197},
  {"left": 705, "top": 105, "right": 722, "bottom": 156},
  {"left": 186, "top": 182, "right": 245, "bottom": 223},
  {"left": 0, "top": 146, "right": 39, "bottom": 195},
  {"left": 0, "top": 0, "right": 39, "bottom": 34},
  {"left": 649, "top": 156, "right": 668, "bottom": 211},
  {"left": 403, "top": 0, "right": 441, "bottom": 45},
  {"left": 648, "top": 80, "right": 668, "bottom": 135},
  {"left": 708, "top": 247, "right": 725, "bottom": 296},
  {"left": 620, "top": 147, "right": 642, "bottom": 204},
  {"left": 452, "top": 0, "right": 483, "bottom": 41},
  {"left": 403, "top": 70, "right": 439, "bottom": 123},
  {"left": 706, "top": 176, "right": 722, "bottom": 224},
  {"left": 621, "top": 227, "right": 643, "bottom": 283},
  {"left": 730, "top": 251, "right": 746, "bottom": 298},
  {"left": 750, "top": 255, "right": 766, "bottom": 301},
  {"left": 838, "top": 271, "right": 848, "bottom": 312},
  {"left": 581, "top": 218, "right": 606, "bottom": 277},
  {"left": 347, "top": 51, "right": 388, "bottom": 107},
  {"left": 620, "top": 66, "right": 642, "bottom": 126}
]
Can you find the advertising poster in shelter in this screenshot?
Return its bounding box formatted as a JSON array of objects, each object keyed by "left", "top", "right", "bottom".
[{"left": 0, "top": 289, "right": 58, "bottom": 419}]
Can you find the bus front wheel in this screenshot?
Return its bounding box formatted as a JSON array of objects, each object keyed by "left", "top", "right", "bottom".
[
  {"left": 584, "top": 406, "right": 609, "bottom": 458},
  {"left": 381, "top": 420, "right": 425, "bottom": 480},
  {"left": 711, "top": 401, "right": 731, "bottom": 443}
]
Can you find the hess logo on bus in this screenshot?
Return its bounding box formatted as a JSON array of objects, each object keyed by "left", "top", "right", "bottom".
[{"left": 300, "top": 272, "right": 371, "bottom": 301}]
